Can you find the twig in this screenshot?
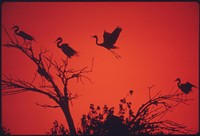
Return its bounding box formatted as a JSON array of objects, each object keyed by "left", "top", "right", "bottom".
[{"left": 35, "top": 102, "right": 60, "bottom": 108}]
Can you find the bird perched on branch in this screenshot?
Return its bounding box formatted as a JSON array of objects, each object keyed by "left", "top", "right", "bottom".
[
  {"left": 11, "top": 25, "right": 35, "bottom": 42},
  {"left": 55, "top": 37, "right": 78, "bottom": 58},
  {"left": 37, "top": 66, "right": 51, "bottom": 81},
  {"left": 175, "top": 78, "right": 197, "bottom": 94},
  {"left": 92, "top": 26, "right": 122, "bottom": 59}
]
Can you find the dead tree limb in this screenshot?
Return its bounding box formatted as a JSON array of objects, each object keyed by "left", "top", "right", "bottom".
[{"left": 1, "top": 26, "right": 93, "bottom": 135}]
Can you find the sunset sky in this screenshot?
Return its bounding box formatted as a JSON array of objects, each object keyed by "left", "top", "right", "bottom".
[{"left": 2, "top": 2, "right": 199, "bottom": 134}]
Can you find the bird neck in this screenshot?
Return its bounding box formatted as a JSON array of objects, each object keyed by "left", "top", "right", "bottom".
[
  {"left": 94, "top": 36, "right": 102, "bottom": 46},
  {"left": 14, "top": 27, "right": 19, "bottom": 34},
  {"left": 177, "top": 79, "right": 181, "bottom": 87},
  {"left": 57, "top": 38, "right": 62, "bottom": 48}
]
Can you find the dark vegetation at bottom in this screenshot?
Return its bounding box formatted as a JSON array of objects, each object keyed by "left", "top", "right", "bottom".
[{"left": 47, "top": 90, "right": 193, "bottom": 136}]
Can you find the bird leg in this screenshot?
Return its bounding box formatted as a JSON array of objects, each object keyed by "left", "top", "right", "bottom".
[
  {"left": 21, "top": 38, "right": 27, "bottom": 46},
  {"left": 23, "top": 41, "right": 31, "bottom": 50},
  {"left": 109, "top": 49, "right": 121, "bottom": 59},
  {"left": 180, "top": 92, "right": 188, "bottom": 101},
  {"left": 24, "top": 40, "right": 32, "bottom": 46}
]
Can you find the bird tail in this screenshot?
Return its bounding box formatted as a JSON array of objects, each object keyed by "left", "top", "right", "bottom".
[
  {"left": 75, "top": 52, "right": 79, "bottom": 57},
  {"left": 72, "top": 51, "right": 79, "bottom": 57},
  {"left": 112, "top": 46, "right": 119, "bottom": 49},
  {"left": 192, "top": 84, "right": 198, "bottom": 88}
]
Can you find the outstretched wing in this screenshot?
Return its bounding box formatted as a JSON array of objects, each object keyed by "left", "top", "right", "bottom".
[
  {"left": 109, "top": 26, "right": 122, "bottom": 45},
  {"left": 103, "top": 31, "right": 111, "bottom": 43}
]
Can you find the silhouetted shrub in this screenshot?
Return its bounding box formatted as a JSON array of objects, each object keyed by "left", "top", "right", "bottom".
[
  {"left": 0, "top": 127, "right": 11, "bottom": 136},
  {"left": 46, "top": 120, "right": 70, "bottom": 136},
  {"left": 48, "top": 89, "right": 193, "bottom": 135}
]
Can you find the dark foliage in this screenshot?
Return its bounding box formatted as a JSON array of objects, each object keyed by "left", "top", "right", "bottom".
[
  {"left": 0, "top": 127, "right": 11, "bottom": 136},
  {"left": 46, "top": 121, "right": 70, "bottom": 136},
  {"left": 48, "top": 90, "right": 193, "bottom": 135}
]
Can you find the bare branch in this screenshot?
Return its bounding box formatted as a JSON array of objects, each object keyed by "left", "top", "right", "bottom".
[
  {"left": 35, "top": 102, "right": 60, "bottom": 108},
  {"left": 148, "top": 85, "right": 155, "bottom": 100},
  {"left": 2, "top": 26, "right": 93, "bottom": 135},
  {"left": 67, "top": 58, "right": 94, "bottom": 84},
  {"left": 132, "top": 88, "right": 193, "bottom": 134},
  {"left": 3, "top": 89, "right": 28, "bottom": 95},
  {"left": 2, "top": 25, "right": 15, "bottom": 44},
  {"left": 2, "top": 75, "right": 60, "bottom": 104}
]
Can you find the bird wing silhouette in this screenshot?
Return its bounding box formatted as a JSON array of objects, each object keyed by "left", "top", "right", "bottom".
[
  {"left": 186, "top": 82, "right": 197, "bottom": 88},
  {"left": 61, "top": 44, "right": 77, "bottom": 58},
  {"left": 109, "top": 27, "right": 122, "bottom": 45},
  {"left": 103, "top": 31, "right": 111, "bottom": 43},
  {"left": 19, "top": 31, "right": 35, "bottom": 41}
]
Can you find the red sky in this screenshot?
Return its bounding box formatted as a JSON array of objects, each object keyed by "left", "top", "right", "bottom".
[{"left": 2, "top": 2, "right": 199, "bottom": 134}]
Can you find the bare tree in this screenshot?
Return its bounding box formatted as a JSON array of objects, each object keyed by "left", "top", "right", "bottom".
[
  {"left": 124, "top": 87, "right": 194, "bottom": 135},
  {"left": 1, "top": 26, "right": 93, "bottom": 135}
]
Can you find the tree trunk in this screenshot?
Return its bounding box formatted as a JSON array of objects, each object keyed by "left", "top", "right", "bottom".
[{"left": 60, "top": 100, "right": 77, "bottom": 135}]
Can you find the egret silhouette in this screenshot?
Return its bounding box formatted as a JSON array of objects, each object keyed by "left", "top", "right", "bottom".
[
  {"left": 55, "top": 37, "right": 78, "bottom": 58},
  {"left": 92, "top": 26, "right": 122, "bottom": 59},
  {"left": 175, "top": 78, "right": 197, "bottom": 94},
  {"left": 37, "top": 66, "right": 51, "bottom": 81},
  {"left": 11, "top": 26, "right": 35, "bottom": 42}
]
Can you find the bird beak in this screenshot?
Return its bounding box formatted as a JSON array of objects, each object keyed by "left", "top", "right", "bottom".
[{"left": 91, "top": 35, "right": 96, "bottom": 38}]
